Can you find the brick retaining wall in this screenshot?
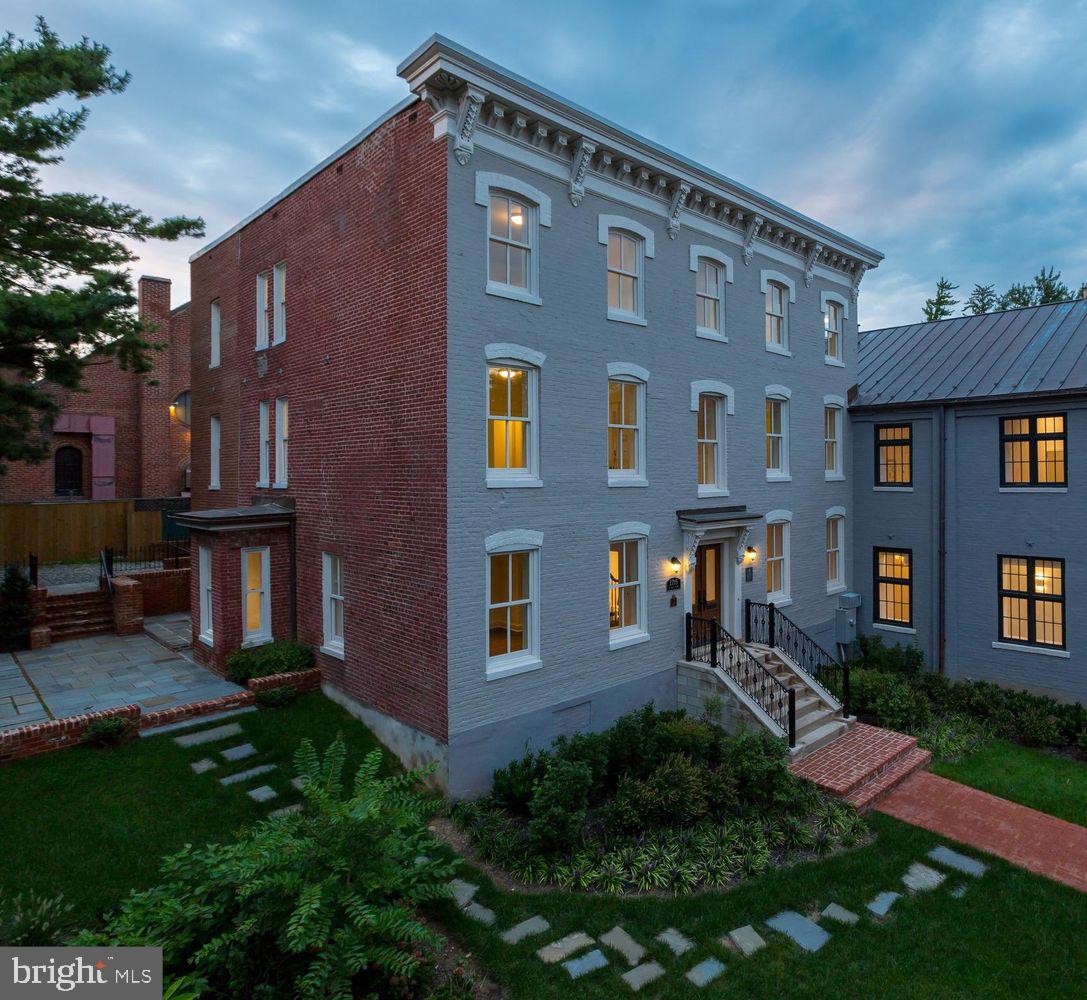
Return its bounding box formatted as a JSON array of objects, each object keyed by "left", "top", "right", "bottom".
[
  {"left": 247, "top": 668, "right": 322, "bottom": 693},
  {"left": 129, "top": 567, "right": 190, "bottom": 616}
]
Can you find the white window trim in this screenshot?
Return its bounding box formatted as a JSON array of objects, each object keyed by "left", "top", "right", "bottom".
[
  {"left": 241, "top": 546, "right": 272, "bottom": 647},
  {"left": 695, "top": 392, "right": 729, "bottom": 498},
  {"left": 825, "top": 506, "right": 847, "bottom": 594},
  {"left": 608, "top": 523, "right": 650, "bottom": 651},
  {"left": 476, "top": 173, "right": 551, "bottom": 306},
  {"left": 599, "top": 215, "right": 654, "bottom": 326},
  {"left": 485, "top": 355, "right": 542, "bottom": 489},
  {"left": 272, "top": 262, "right": 286, "bottom": 344},
  {"left": 761, "top": 270, "right": 796, "bottom": 357},
  {"left": 321, "top": 551, "right": 345, "bottom": 659},
  {"left": 273, "top": 397, "right": 288, "bottom": 488},
  {"left": 689, "top": 245, "right": 734, "bottom": 342},
  {"left": 991, "top": 640, "right": 1070, "bottom": 659},
  {"left": 198, "top": 545, "right": 213, "bottom": 646},
  {"left": 765, "top": 386, "right": 791, "bottom": 482},
  {"left": 820, "top": 290, "right": 851, "bottom": 319},
  {"left": 765, "top": 510, "right": 793, "bottom": 605},
  {"left": 257, "top": 401, "right": 270, "bottom": 488},
  {"left": 823, "top": 396, "right": 846, "bottom": 481},
  {"left": 484, "top": 530, "right": 543, "bottom": 680},
  {"left": 209, "top": 415, "right": 221, "bottom": 490},
  {"left": 255, "top": 271, "right": 269, "bottom": 350},
  {"left": 821, "top": 290, "right": 848, "bottom": 366},
  {"left": 209, "top": 299, "right": 221, "bottom": 369},
  {"left": 607, "top": 364, "right": 649, "bottom": 487},
  {"left": 689, "top": 380, "right": 735, "bottom": 415}
]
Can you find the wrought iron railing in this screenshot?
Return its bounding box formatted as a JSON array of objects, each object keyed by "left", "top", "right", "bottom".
[
  {"left": 745, "top": 600, "right": 850, "bottom": 717},
  {"left": 107, "top": 540, "right": 189, "bottom": 575},
  {"left": 685, "top": 612, "right": 795, "bottom": 746},
  {"left": 98, "top": 548, "right": 113, "bottom": 597}
]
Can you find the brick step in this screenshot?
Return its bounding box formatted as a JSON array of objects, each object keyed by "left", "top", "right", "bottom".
[
  {"left": 46, "top": 593, "right": 110, "bottom": 608},
  {"left": 49, "top": 621, "right": 114, "bottom": 640},
  {"left": 789, "top": 723, "right": 918, "bottom": 798},
  {"left": 844, "top": 747, "right": 932, "bottom": 810},
  {"left": 46, "top": 607, "right": 112, "bottom": 625}
]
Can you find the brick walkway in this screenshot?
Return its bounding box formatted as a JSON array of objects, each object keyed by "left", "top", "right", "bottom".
[{"left": 877, "top": 771, "right": 1087, "bottom": 893}]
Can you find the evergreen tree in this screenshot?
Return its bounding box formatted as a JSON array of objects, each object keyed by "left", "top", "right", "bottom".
[
  {"left": 964, "top": 283, "right": 998, "bottom": 315},
  {"left": 0, "top": 19, "right": 203, "bottom": 470},
  {"left": 922, "top": 277, "right": 959, "bottom": 321},
  {"left": 1031, "top": 266, "right": 1071, "bottom": 305},
  {"left": 998, "top": 282, "right": 1036, "bottom": 310}
]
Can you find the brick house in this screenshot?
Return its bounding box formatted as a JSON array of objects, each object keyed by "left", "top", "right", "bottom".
[
  {"left": 181, "top": 36, "right": 884, "bottom": 795},
  {"left": 0, "top": 275, "right": 192, "bottom": 502}
]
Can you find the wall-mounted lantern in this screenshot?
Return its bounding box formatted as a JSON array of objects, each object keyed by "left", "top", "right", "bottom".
[{"left": 669, "top": 555, "right": 682, "bottom": 575}]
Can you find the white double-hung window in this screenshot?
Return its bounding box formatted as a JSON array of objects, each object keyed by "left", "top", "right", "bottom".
[
  {"left": 689, "top": 246, "right": 733, "bottom": 341},
  {"left": 209, "top": 415, "right": 221, "bottom": 490},
  {"left": 599, "top": 216, "right": 654, "bottom": 325},
  {"left": 209, "top": 299, "right": 221, "bottom": 369},
  {"left": 765, "top": 510, "right": 792, "bottom": 604},
  {"left": 762, "top": 270, "right": 796, "bottom": 355},
  {"left": 824, "top": 396, "right": 846, "bottom": 480},
  {"left": 484, "top": 529, "right": 542, "bottom": 679},
  {"left": 826, "top": 507, "right": 846, "bottom": 593},
  {"left": 607, "top": 363, "right": 649, "bottom": 486},
  {"left": 485, "top": 343, "right": 544, "bottom": 488},
  {"left": 765, "top": 386, "right": 791, "bottom": 481},
  {"left": 272, "top": 262, "right": 286, "bottom": 344},
  {"left": 322, "top": 552, "right": 345, "bottom": 657},
  {"left": 198, "top": 545, "right": 213, "bottom": 644},
  {"left": 242, "top": 546, "right": 271, "bottom": 645},
  {"left": 822, "top": 291, "right": 848, "bottom": 366},
  {"left": 475, "top": 173, "right": 550, "bottom": 305},
  {"left": 689, "top": 381, "right": 734, "bottom": 496},
  {"left": 258, "top": 401, "right": 270, "bottom": 487},
  {"left": 608, "top": 521, "right": 650, "bottom": 650},
  {"left": 274, "top": 397, "right": 288, "bottom": 487},
  {"left": 256, "top": 271, "right": 270, "bottom": 350}
]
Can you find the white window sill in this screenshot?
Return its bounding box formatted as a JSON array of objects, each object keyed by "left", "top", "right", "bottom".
[
  {"left": 608, "top": 475, "right": 648, "bottom": 488},
  {"left": 271, "top": 482, "right": 288, "bottom": 490},
  {"left": 486, "top": 475, "right": 543, "bottom": 489},
  {"left": 767, "top": 596, "right": 792, "bottom": 608},
  {"left": 485, "top": 282, "right": 542, "bottom": 306},
  {"left": 874, "top": 622, "right": 916, "bottom": 635},
  {"left": 255, "top": 344, "right": 268, "bottom": 352},
  {"left": 991, "top": 640, "right": 1070, "bottom": 659},
  {"left": 607, "top": 309, "right": 647, "bottom": 327},
  {"left": 824, "top": 356, "right": 846, "bottom": 368},
  {"left": 209, "top": 363, "right": 221, "bottom": 370},
  {"left": 320, "top": 642, "right": 345, "bottom": 661},
  {"left": 826, "top": 583, "right": 847, "bottom": 596},
  {"left": 271, "top": 337, "right": 286, "bottom": 347},
  {"left": 874, "top": 486, "right": 913, "bottom": 493},
  {"left": 998, "top": 487, "right": 1068, "bottom": 494},
  {"left": 696, "top": 328, "right": 728, "bottom": 343},
  {"left": 609, "top": 630, "right": 650, "bottom": 651},
  {"left": 824, "top": 473, "right": 846, "bottom": 482},
  {"left": 241, "top": 634, "right": 273, "bottom": 649},
  {"left": 766, "top": 472, "right": 792, "bottom": 483},
  {"left": 198, "top": 633, "right": 213, "bottom": 647},
  {"left": 486, "top": 654, "right": 543, "bottom": 681},
  {"left": 765, "top": 343, "right": 793, "bottom": 358},
  {"left": 208, "top": 484, "right": 220, "bottom": 491},
  {"left": 256, "top": 481, "right": 270, "bottom": 489},
  {"left": 697, "top": 485, "right": 730, "bottom": 498}
]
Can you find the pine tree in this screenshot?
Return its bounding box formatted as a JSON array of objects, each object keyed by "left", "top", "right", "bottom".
[
  {"left": 922, "top": 278, "right": 959, "bottom": 321},
  {"left": 964, "top": 283, "right": 998, "bottom": 316},
  {"left": 998, "top": 282, "right": 1036, "bottom": 310},
  {"left": 1031, "top": 266, "right": 1071, "bottom": 305},
  {"left": 0, "top": 19, "right": 203, "bottom": 470}
]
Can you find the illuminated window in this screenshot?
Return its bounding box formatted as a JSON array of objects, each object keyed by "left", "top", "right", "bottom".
[
  {"left": 765, "top": 394, "right": 790, "bottom": 478},
  {"left": 607, "top": 230, "right": 644, "bottom": 320},
  {"left": 697, "top": 394, "right": 726, "bottom": 494},
  {"left": 488, "top": 193, "right": 533, "bottom": 292},
  {"left": 766, "top": 516, "right": 791, "bottom": 601},
  {"left": 210, "top": 299, "right": 221, "bottom": 368},
  {"left": 826, "top": 514, "right": 845, "bottom": 591},
  {"left": 1000, "top": 413, "right": 1066, "bottom": 487},
  {"left": 241, "top": 547, "right": 271, "bottom": 644},
  {"left": 608, "top": 377, "right": 646, "bottom": 483},
  {"left": 876, "top": 423, "right": 912, "bottom": 486},
  {"left": 765, "top": 281, "right": 788, "bottom": 350},
  {"left": 999, "top": 555, "right": 1064, "bottom": 648},
  {"left": 696, "top": 258, "right": 723, "bottom": 335},
  {"left": 487, "top": 550, "right": 535, "bottom": 662},
  {"left": 322, "top": 552, "right": 344, "bottom": 656},
  {"left": 609, "top": 530, "right": 648, "bottom": 647},
  {"left": 874, "top": 548, "right": 912, "bottom": 626},
  {"left": 824, "top": 299, "right": 843, "bottom": 361},
  {"left": 198, "top": 545, "right": 213, "bottom": 644},
  {"left": 824, "top": 405, "right": 843, "bottom": 478},
  {"left": 487, "top": 364, "right": 538, "bottom": 483}
]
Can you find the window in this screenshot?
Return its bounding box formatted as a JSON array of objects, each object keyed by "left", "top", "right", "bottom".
[
  {"left": 697, "top": 394, "right": 727, "bottom": 495},
  {"left": 998, "top": 556, "right": 1064, "bottom": 649},
  {"left": 274, "top": 397, "right": 288, "bottom": 487},
  {"left": 210, "top": 298, "right": 221, "bottom": 368},
  {"left": 486, "top": 549, "right": 538, "bottom": 671},
  {"left": 258, "top": 401, "right": 270, "bottom": 487},
  {"left": 608, "top": 522, "right": 649, "bottom": 649},
  {"left": 256, "top": 271, "right": 270, "bottom": 350},
  {"left": 824, "top": 299, "right": 843, "bottom": 362},
  {"left": 607, "top": 230, "right": 643, "bottom": 320},
  {"left": 607, "top": 376, "right": 646, "bottom": 484},
  {"left": 826, "top": 511, "right": 845, "bottom": 592},
  {"left": 488, "top": 193, "right": 532, "bottom": 292},
  {"left": 487, "top": 364, "right": 538, "bottom": 485},
  {"left": 824, "top": 405, "right": 843, "bottom": 479},
  {"left": 209, "top": 415, "right": 221, "bottom": 490},
  {"left": 172, "top": 390, "right": 191, "bottom": 427},
  {"left": 1000, "top": 414, "right": 1066, "bottom": 487},
  {"left": 198, "top": 545, "right": 213, "bottom": 644},
  {"left": 765, "top": 281, "right": 788, "bottom": 351},
  {"left": 875, "top": 423, "right": 912, "bottom": 486},
  {"left": 765, "top": 390, "right": 790, "bottom": 479},
  {"left": 53, "top": 446, "right": 83, "bottom": 496},
  {"left": 322, "top": 552, "right": 345, "bottom": 656},
  {"left": 696, "top": 258, "right": 723, "bottom": 336},
  {"left": 242, "top": 547, "right": 271, "bottom": 644},
  {"left": 272, "top": 262, "right": 286, "bottom": 344},
  {"left": 874, "top": 548, "right": 912, "bottom": 627},
  {"left": 766, "top": 513, "right": 791, "bottom": 602}
]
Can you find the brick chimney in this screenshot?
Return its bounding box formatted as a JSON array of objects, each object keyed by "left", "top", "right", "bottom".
[{"left": 137, "top": 275, "right": 175, "bottom": 497}]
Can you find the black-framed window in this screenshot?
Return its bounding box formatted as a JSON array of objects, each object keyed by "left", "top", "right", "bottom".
[
  {"left": 54, "top": 445, "right": 83, "bottom": 496},
  {"left": 875, "top": 423, "right": 912, "bottom": 486},
  {"left": 1000, "top": 413, "right": 1066, "bottom": 487},
  {"left": 873, "top": 547, "right": 912, "bottom": 627},
  {"left": 998, "top": 555, "right": 1065, "bottom": 649}
]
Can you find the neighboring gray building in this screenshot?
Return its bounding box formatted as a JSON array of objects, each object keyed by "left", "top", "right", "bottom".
[{"left": 852, "top": 299, "right": 1087, "bottom": 704}]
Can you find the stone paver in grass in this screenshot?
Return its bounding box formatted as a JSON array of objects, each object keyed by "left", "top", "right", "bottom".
[
  {"left": 291, "top": 776, "right": 306, "bottom": 790},
  {"left": 950, "top": 883, "right": 968, "bottom": 899},
  {"left": 928, "top": 845, "right": 987, "bottom": 878},
  {"left": 656, "top": 927, "right": 694, "bottom": 956},
  {"left": 140, "top": 705, "right": 256, "bottom": 738},
  {"left": 599, "top": 926, "right": 645, "bottom": 966},
  {"left": 221, "top": 743, "right": 257, "bottom": 762},
  {"left": 622, "top": 962, "right": 665, "bottom": 992},
  {"left": 867, "top": 891, "right": 901, "bottom": 917},
  {"left": 220, "top": 763, "right": 277, "bottom": 786},
  {"left": 176, "top": 722, "right": 243, "bottom": 748},
  {"left": 821, "top": 903, "right": 859, "bottom": 925},
  {"left": 464, "top": 902, "right": 496, "bottom": 926},
  {"left": 726, "top": 925, "right": 766, "bottom": 957},
  {"left": 269, "top": 803, "right": 302, "bottom": 818},
  {"left": 500, "top": 916, "right": 550, "bottom": 945},
  {"left": 450, "top": 879, "right": 479, "bottom": 909},
  {"left": 562, "top": 949, "right": 609, "bottom": 980},
  {"left": 902, "top": 861, "right": 946, "bottom": 893},
  {"left": 537, "top": 932, "right": 594, "bottom": 964},
  {"left": 190, "top": 758, "right": 217, "bottom": 774},
  {"left": 765, "top": 911, "right": 831, "bottom": 953},
  {"left": 686, "top": 957, "right": 726, "bottom": 987},
  {"left": 247, "top": 785, "right": 278, "bottom": 803}
]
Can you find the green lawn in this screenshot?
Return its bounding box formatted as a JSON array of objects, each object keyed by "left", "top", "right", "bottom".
[
  {"left": 0, "top": 693, "right": 389, "bottom": 925},
  {"left": 933, "top": 739, "right": 1087, "bottom": 826},
  {"left": 438, "top": 812, "right": 1087, "bottom": 998}
]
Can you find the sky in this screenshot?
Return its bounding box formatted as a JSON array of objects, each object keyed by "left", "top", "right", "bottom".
[{"left": 6, "top": 0, "right": 1087, "bottom": 330}]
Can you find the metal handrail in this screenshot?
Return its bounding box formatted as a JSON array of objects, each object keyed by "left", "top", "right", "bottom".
[
  {"left": 98, "top": 547, "right": 113, "bottom": 597},
  {"left": 686, "top": 612, "right": 795, "bottom": 746}
]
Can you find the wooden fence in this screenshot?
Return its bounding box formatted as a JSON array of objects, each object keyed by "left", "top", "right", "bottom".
[{"left": 0, "top": 500, "right": 164, "bottom": 563}]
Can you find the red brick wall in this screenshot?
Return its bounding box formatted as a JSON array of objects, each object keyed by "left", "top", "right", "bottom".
[
  {"left": 189, "top": 101, "right": 450, "bottom": 741},
  {"left": 131, "top": 567, "right": 190, "bottom": 615}
]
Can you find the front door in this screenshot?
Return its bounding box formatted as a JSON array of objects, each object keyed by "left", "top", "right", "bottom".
[{"left": 694, "top": 543, "right": 722, "bottom": 622}]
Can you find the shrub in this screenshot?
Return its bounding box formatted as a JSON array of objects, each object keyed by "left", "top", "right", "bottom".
[
  {"left": 0, "top": 564, "right": 32, "bottom": 652},
  {"left": 1016, "top": 706, "right": 1064, "bottom": 748},
  {"left": 721, "top": 730, "right": 795, "bottom": 807},
  {"left": 77, "top": 739, "right": 456, "bottom": 998},
  {"left": 853, "top": 634, "right": 924, "bottom": 677},
  {"left": 527, "top": 758, "right": 592, "bottom": 852},
  {"left": 491, "top": 749, "right": 548, "bottom": 815},
  {"left": 226, "top": 640, "right": 312, "bottom": 684},
  {"left": 255, "top": 684, "right": 296, "bottom": 709},
  {"left": 83, "top": 715, "right": 135, "bottom": 747},
  {"left": 603, "top": 753, "right": 709, "bottom": 834},
  {"left": 913, "top": 713, "right": 989, "bottom": 761},
  {"left": 0, "top": 890, "right": 74, "bottom": 946},
  {"left": 851, "top": 669, "right": 933, "bottom": 732}
]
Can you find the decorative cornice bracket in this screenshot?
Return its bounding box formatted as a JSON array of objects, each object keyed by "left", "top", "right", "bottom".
[
  {"left": 742, "top": 214, "right": 765, "bottom": 265},
  {"left": 667, "top": 182, "right": 691, "bottom": 239},
  {"left": 569, "top": 138, "right": 597, "bottom": 207},
  {"left": 735, "top": 526, "right": 751, "bottom": 566},
  {"left": 803, "top": 242, "right": 824, "bottom": 288},
  {"left": 850, "top": 262, "right": 868, "bottom": 303},
  {"left": 453, "top": 85, "right": 487, "bottom": 166},
  {"left": 684, "top": 528, "right": 706, "bottom": 572}
]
